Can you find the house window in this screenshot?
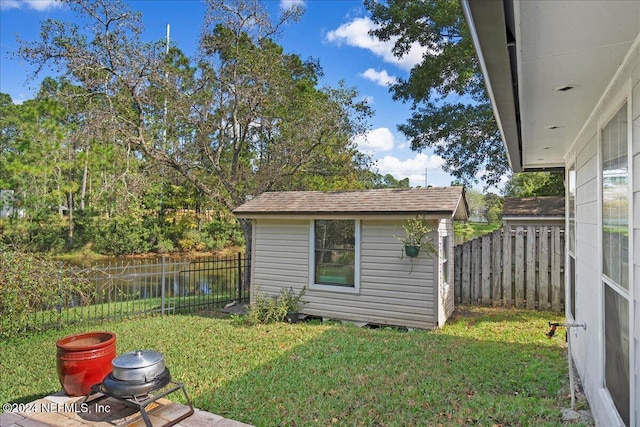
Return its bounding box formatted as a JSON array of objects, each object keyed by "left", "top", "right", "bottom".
[
  {"left": 311, "top": 220, "right": 360, "bottom": 291},
  {"left": 567, "top": 164, "right": 576, "bottom": 319},
  {"left": 601, "top": 102, "right": 629, "bottom": 426}
]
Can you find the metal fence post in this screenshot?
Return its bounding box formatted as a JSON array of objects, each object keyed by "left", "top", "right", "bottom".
[
  {"left": 237, "top": 252, "right": 243, "bottom": 302},
  {"left": 57, "top": 262, "right": 63, "bottom": 323},
  {"left": 161, "top": 255, "right": 166, "bottom": 315}
]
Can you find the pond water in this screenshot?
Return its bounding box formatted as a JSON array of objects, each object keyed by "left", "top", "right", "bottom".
[{"left": 59, "top": 254, "right": 247, "bottom": 308}]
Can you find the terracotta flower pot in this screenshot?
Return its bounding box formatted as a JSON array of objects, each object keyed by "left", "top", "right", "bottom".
[{"left": 56, "top": 331, "right": 116, "bottom": 396}]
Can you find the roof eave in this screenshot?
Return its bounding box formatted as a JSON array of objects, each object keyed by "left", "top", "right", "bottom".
[
  {"left": 452, "top": 190, "right": 470, "bottom": 221},
  {"left": 461, "top": 0, "right": 523, "bottom": 173},
  {"left": 502, "top": 216, "right": 565, "bottom": 220},
  {"left": 233, "top": 211, "right": 458, "bottom": 220}
]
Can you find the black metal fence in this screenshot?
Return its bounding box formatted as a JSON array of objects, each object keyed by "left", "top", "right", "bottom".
[{"left": 2, "top": 253, "right": 250, "bottom": 337}]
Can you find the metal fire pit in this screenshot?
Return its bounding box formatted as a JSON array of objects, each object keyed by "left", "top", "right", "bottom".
[
  {"left": 99, "top": 367, "right": 172, "bottom": 398},
  {"left": 84, "top": 350, "right": 194, "bottom": 427}
]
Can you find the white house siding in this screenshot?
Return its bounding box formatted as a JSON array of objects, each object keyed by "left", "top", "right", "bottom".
[
  {"left": 251, "top": 218, "right": 439, "bottom": 329},
  {"left": 632, "top": 63, "right": 640, "bottom": 427},
  {"left": 572, "top": 131, "right": 604, "bottom": 422},
  {"left": 569, "top": 37, "right": 639, "bottom": 426}
]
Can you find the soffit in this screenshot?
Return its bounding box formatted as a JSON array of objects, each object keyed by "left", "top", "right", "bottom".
[{"left": 515, "top": 1, "right": 640, "bottom": 169}]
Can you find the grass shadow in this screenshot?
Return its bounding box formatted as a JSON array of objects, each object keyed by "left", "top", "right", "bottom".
[
  {"left": 1, "top": 306, "right": 579, "bottom": 426},
  {"left": 189, "top": 309, "right": 578, "bottom": 426}
]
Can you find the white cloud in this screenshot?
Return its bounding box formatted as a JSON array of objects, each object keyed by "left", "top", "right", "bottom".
[
  {"left": 11, "top": 95, "right": 28, "bottom": 105},
  {"left": 360, "top": 68, "right": 396, "bottom": 86},
  {"left": 325, "top": 16, "right": 427, "bottom": 72},
  {"left": 279, "top": 0, "right": 305, "bottom": 11},
  {"left": 353, "top": 127, "right": 395, "bottom": 154},
  {"left": 376, "top": 153, "right": 447, "bottom": 187},
  {"left": 0, "top": 0, "right": 63, "bottom": 11}
]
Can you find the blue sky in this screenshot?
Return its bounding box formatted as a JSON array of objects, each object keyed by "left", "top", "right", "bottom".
[{"left": 0, "top": 0, "right": 461, "bottom": 188}]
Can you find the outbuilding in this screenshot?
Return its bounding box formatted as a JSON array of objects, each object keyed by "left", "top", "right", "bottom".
[
  {"left": 502, "top": 196, "right": 565, "bottom": 228},
  {"left": 233, "top": 186, "right": 468, "bottom": 329}
]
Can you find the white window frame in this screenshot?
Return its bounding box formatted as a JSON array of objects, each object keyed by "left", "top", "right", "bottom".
[
  {"left": 440, "top": 234, "right": 451, "bottom": 286},
  {"left": 598, "top": 97, "right": 632, "bottom": 427},
  {"left": 308, "top": 219, "right": 361, "bottom": 294},
  {"left": 567, "top": 162, "right": 576, "bottom": 321}
]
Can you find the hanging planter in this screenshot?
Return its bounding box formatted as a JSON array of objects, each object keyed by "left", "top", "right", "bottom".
[
  {"left": 404, "top": 245, "right": 420, "bottom": 258},
  {"left": 395, "top": 216, "right": 437, "bottom": 273}
]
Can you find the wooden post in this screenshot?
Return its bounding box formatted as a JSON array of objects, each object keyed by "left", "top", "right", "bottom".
[
  {"left": 481, "top": 234, "right": 491, "bottom": 305},
  {"left": 462, "top": 242, "right": 471, "bottom": 304},
  {"left": 454, "top": 246, "right": 462, "bottom": 304},
  {"left": 538, "top": 226, "right": 550, "bottom": 311},
  {"left": 472, "top": 238, "right": 481, "bottom": 304},
  {"left": 551, "top": 226, "right": 562, "bottom": 311},
  {"left": 502, "top": 226, "right": 513, "bottom": 307},
  {"left": 514, "top": 227, "right": 525, "bottom": 308},
  {"left": 526, "top": 226, "right": 537, "bottom": 309},
  {"left": 491, "top": 229, "right": 502, "bottom": 306}
]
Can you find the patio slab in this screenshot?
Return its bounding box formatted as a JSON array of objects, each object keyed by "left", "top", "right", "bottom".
[{"left": 0, "top": 391, "right": 252, "bottom": 427}]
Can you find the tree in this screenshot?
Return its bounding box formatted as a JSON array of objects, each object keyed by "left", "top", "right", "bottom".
[
  {"left": 0, "top": 89, "right": 77, "bottom": 250},
  {"left": 159, "top": 0, "right": 373, "bottom": 247},
  {"left": 360, "top": 171, "right": 410, "bottom": 189},
  {"left": 502, "top": 172, "right": 565, "bottom": 197},
  {"left": 0, "top": 82, "right": 156, "bottom": 252},
  {"left": 365, "top": 0, "right": 508, "bottom": 187},
  {"left": 16, "top": 0, "right": 372, "bottom": 261},
  {"left": 483, "top": 192, "right": 503, "bottom": 224},
  {"left": 464, "top": 188, "right": 485, "bottom": 220}
]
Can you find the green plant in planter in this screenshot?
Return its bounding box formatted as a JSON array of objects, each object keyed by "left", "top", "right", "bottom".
[
  {"left": 396, "top": 216, "right": 437, "bottom": 273},
  {"left": 281, "top": 286, "right": 307, "bottom": 323},
  {"left": 246, "top": 286, "right": 307, "bottom": 324}
]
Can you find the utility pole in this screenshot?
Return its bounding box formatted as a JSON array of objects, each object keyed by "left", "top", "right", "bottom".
[
  {"left": 424, "top": 168, "right": 428, "bottom": 187},
  {"left": 163, "top": 23, "right": 170, "bottom": 146}
]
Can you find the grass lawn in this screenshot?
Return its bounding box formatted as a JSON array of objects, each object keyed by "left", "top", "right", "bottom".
[
  {"left": 454, "top": 222, "right": 502, "bottom": 243},
  {"left": 0, "top": 306, "right": 584, "bottom": 426}
]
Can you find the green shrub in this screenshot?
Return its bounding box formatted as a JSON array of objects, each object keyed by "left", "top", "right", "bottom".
[
  {"left": 0, "top": 213, "right": 67, "bottom": 253},
  {"left": 92, "top": 214, "right": 152, "bottom": 255},
  {"left": 203, "top": 217, "right": 244, "bottom": 248},
  {"left": 245, "top": 286, "right": 306, "bottom": 325},
  {"left": 0, "top": 251, "right": 93, "bottom": 337},
  {"left": 178, "top": 230, "right": 208, "bottom": 252},
  {"left": 155, "top": 237, "right": 176, "bottom": 253}
]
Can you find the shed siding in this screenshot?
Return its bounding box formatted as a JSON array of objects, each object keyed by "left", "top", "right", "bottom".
[
  {"left": 252, "top": 219, "right": 309, "bottom": 299},
  {"left": 252, "top": 218, "right": 438, "bottom": 329},
  {"left": 568, "top": 38, "right": 639, "bottom": 426}
]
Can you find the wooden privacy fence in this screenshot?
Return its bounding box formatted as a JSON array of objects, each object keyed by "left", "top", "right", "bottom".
[{"left": 454, "top": 226, "right": 565, "bottom": 311}]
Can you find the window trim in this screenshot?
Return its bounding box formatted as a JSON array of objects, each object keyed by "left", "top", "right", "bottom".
[
  {"left": 598, "top": 98, "right": 631, "bottom": 427},
  {"left": 567, "top": 162, "right": 576, "bottom": 321},
  {"left": 308, "top": 219, "right": 361, "bottom": 294},
  {"left": 441, "top": 234, "right": 451, "bottom": 286}
]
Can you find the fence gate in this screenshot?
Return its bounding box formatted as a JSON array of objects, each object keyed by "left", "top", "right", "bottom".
[{"left": 454, "top": 225, "right": 564, "bottom": 311}]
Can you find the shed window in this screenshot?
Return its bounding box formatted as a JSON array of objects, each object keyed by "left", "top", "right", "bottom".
[
  {"left": 441, "top": 235, "right": 450, "bottom": 284},
  {"left": 311, "top": 220, "right": 360, "bottom": 291}
]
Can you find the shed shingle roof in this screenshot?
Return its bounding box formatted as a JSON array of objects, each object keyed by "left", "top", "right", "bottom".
[
  {"left": 233, "top": 187, "right": 468, "bottom": 219},
  {"left": 502, "top": 196, "right": 565, "bottom": 218}
]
